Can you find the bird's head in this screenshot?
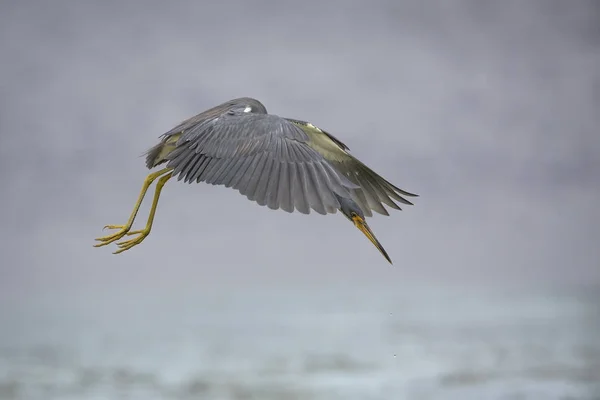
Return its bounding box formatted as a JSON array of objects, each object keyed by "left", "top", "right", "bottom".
[{"left": 224, "top": 97, "right": 268, "bottom": 115}]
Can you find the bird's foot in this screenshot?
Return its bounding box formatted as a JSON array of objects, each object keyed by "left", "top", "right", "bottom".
[
  {"left": 113, "top": 229, "right": 150, "bottom": 254},
  {"left": 93, "top": 224, "right": 130, "bottom": 248}
]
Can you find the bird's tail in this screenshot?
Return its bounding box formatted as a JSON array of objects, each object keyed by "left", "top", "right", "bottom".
[
  {"left": 143, "top": 133, "right": 181, "bottom": 169},
  {"left": 144, "top": 143, "right": 165, "bottom": 169}
]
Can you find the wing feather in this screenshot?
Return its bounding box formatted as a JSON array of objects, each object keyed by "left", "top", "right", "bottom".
[
  {"left": 205, "top": 157, "right": 230, "bottom": 185},
  {"left": 277, "top": 162, "right": 293, "bottom": 213},
  {"left": 208, "top": 157, "right": 236, "bottom": 185},
  {"left": 286, "top": 118, "right": 418, "bottom": 216},
  {"left": 254, "top": 157, "right": 275, "bottom": 206},
  {"left": 201, "top": 157, "right": 221, "bottom": 183},
  {"left": 191, "top": 156, "right": 211, "bottom": 183},
  {"left": 230, "top": 156, "right": 254, "bottom": 189},
  {"left": 355, "top": 173, "right": 389, "bottom": 216},
  {"left": 312, "top": 163, "right": 338, "bottom": 209},
  {"left": 304, "top": 162, "right": 327, "bottom": 215},
  {"left": 246, "top": 152, "right": 269, "bottom": 201},
  {"left": 185, "top": 155, "right": 206, "bottom": 183},
  {"left": 197, "top": 158, "right": 218, "bottom": 183},
  {"left": 222, "top": 156, "right": 248, "bottom": 188},
  {"left": 172, "top": 149, "right": 197, "bottom": 180},
  {"left": 236, "top": 154, "right": 261, "bottom": 195},
  {"left": 266, "top": 161, "right": 282, "bottom": 210},
  {"left": 290, "top": 163, "right": 309, "bottom": 214},
  {"left": 161, "top": 112, "right": 355, "bottom": 215}
]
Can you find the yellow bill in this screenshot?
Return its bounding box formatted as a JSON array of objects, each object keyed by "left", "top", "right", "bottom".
[{"left": 351, "top": 214, "right": 392, "bottom": 264}]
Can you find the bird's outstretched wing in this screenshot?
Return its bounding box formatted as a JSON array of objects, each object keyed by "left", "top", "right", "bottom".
[
  {"left": 286, "top": 119, "right": 418, "bottom": 217},
  {"left": 160, "top": 110, "right": 360, "bottom": 215}
]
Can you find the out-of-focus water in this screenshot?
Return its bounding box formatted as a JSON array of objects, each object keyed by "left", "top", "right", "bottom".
[{"left": 1, "top": 285, "right": 599, "bottom": 400}]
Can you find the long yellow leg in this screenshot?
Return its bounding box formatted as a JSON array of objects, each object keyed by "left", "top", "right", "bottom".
[
  {"left": 94, "top": 167, "right": 172, "bottom": 248},
  {"left": 112, "top": 171, "right": 173, "bottom": 254}
]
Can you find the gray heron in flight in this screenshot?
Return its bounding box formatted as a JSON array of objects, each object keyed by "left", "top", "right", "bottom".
[{"left": 94, "top": 97, "right": 418, "bottom": 263}]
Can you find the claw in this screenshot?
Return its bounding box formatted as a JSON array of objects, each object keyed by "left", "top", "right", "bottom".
[
  {"left": 94, "top": 225, "right": 130, "bottom": 247},
  {"left": 93, "top": 167, "right": 173, "bottom": 253},
  {"left": 103, "top": 224, "right": 125, "bottom": 231},
  {"left": 94, "top": 169, "right": 173, "bottom": 254},
  {"left": 113, "top": 229, "right": 150, "bottom": 254}
]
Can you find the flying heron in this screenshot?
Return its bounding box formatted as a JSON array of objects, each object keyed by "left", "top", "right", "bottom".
[{"left": 94, "top": 97, "right": 418, "bottom": 263}]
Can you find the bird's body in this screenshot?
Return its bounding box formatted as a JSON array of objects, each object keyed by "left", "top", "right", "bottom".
[{"left": 94, "top": 97, "right": 418, "bottom": 263}]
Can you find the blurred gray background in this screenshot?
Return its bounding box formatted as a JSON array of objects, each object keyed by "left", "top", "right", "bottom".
[{"left": 1, "top": 0, "right": 599, "bottom": 399}]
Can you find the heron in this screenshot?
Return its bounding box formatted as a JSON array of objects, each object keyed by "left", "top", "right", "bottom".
[{"left": 94, "top": 97, "right": 418, "bottom": 263}]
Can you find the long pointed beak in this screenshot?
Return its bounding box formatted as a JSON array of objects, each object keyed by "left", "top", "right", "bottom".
[{"left": 351, "top": 215, "right": 392, "bottom": 264}]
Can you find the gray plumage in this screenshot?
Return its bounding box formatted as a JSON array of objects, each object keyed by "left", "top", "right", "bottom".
[
  {"left": 96, "top": 96, "right": 418, "bottom": 262},
  {"left": 145, "top": 97, "right": 417, "bottom": 217}
]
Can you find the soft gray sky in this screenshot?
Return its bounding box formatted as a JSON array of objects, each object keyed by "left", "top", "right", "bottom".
[{"left": 1, "top": 0, "right": 598, "bottom": 298}]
